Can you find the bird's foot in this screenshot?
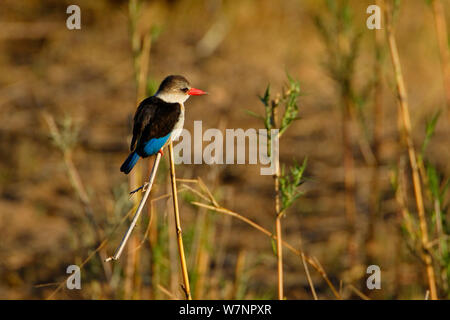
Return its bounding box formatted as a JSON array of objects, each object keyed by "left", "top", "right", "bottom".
[
  {"left": 129, "top": 182, "right": 149, "bottom": 196},
  {"left": 158, "top": 149, "right": 164, "bottom": 156},
  {"left": 142, "top": 182, "right": 150, "bottom": 192}
]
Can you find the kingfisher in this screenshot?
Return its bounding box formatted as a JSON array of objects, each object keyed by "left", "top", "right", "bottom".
[{"left": 120, "top": 75, "right": 206, "bottom": 174}]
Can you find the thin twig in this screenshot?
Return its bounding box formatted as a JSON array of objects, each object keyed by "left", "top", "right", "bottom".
[
  {"left": 157, "top": 284, "right": 180, "bottom": 300},
  {"left": 384, "top": 0, "right": 438, "bottom": 299},
  {"left": 271, "top": 101, "right": 284, "bottom": 301},
  {"left": 366, "top": 0, "right": 385, "bottom": 268},
  {"left": 347, "top": 284, "right": 371, "bottom": 300},
  {"left": 301, "top": 252, "right": 318, "bottom": 300},
  {"left": 180, "top": 183, "right": 211, "bottom": 203},
  {"left": 197, "top": 177, "right": 220, "bottom": 208},
  {"left": 232, "top": 250, "right": 246, "bottom": 299},
  {"left": 274, "top": 161, "right": 284, "bottom": 300},
  {"left": 275, "top": 213, "right": 284, "bottom": 300},
  {"left": 176, "top": 178, "right": 200, "bottom": 183},
  {"left": 106, "top": 152, "right": 162, "bottom": 261}
]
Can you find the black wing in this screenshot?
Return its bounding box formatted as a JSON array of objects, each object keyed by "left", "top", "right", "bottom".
[{"left": 130, "top": 96, "right": 181, "bottom": 151}]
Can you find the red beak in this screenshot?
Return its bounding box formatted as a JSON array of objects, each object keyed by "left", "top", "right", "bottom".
[{"left": 187, "top": 88, "right": 207, "bottom": 96}]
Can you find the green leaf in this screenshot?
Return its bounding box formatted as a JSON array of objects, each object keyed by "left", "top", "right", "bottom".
[
  {"left": 243, "top": 109, "right": 264, "bottom": 120},
  {"left": 258, "top": 84, "right": 272, "bottom": 131},
  {"left": 279, "top": 157, "right": 308, "bottom": 212},
  {"left": 271, "top": 237, "right": 277, "bottom": 256},
  {"left": 427, "top": 163, "right": 440, "bottom": 200},
  {"left": 279, "top": 75, "right": 301, "bottom": 135},
  {"left": 259, "top": 84, "right": 270, "bottom": 107},
  {"left": 150, "top": 25, "right": 162, "bottom": 41},
  {"left": 421, "top": 110, "right": 441, "bottom": 156}
]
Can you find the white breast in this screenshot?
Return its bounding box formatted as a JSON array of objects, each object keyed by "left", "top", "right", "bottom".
[{"left": 171, "top": 104, "right": 185, "bottom": 142}]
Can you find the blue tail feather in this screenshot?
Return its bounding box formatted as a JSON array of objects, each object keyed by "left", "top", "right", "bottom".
[
  {"left": 121, "top": 134, "right": 170, "bottom": 174},
  {"left": 120, "top": 151, "right": 139, "bottom": 174},
  {"left": 142, "top": 134, "right": 171, "bottom": 156}
]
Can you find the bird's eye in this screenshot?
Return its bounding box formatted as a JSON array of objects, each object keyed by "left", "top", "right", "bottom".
[{"left": 181, "top": 87, "right": 189, "bottom": 93}]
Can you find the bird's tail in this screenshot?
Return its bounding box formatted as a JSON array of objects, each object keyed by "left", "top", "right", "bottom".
[{"left": 120, "top": 151, "right": 139, "bottom": 174}]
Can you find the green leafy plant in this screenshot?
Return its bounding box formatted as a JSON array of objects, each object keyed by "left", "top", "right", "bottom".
[
  {"left": 247, "top": 73, "right": 307, "bottom": 299},
  {"left": 255, "top": 74, "right": 301, "bottom": 136},
  {"left": 279, "top": 158, "right": 308, "bottom": 214},
  {"left": 420, "top": 112, "right": 450, "bottom": 296}
]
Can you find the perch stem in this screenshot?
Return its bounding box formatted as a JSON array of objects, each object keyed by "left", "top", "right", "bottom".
[{"left": 106, "top": 152, "right": 162, "bottom": 261}]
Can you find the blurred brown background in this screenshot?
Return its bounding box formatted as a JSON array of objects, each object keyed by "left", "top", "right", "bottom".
[{"left": 0, "top": 0, "right": 449, "bottom": 299}]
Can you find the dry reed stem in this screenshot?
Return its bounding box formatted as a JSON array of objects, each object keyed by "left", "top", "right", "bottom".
[
  {"left": 190, "top": 203, "right": 209, "bottom": 298},
  {"left": 195, "top": 239, "right": 210, "bottom": 299},
  {"left": 157, "top": 284, "right": 180, "bottom": 300},
  {"left": 232, "top": 250, "right": 246, "bottom": 299},
  {"left": 177, "top": 178, "right": 200, "bottom": 183},
  {"left": 301, "top": 252, "right": 318, "bottom": 300},
  {"left": 124, "top": 236, "right": 140, "bottom": 299},
  {"left": 168, "top": 142, "right": 192, "bottom": 300},
  {"left": 271, "top": 103, "right": 284, "bottom": 300},
  {"left": 180, "top": 183, "right": 211, "bottom": 203},
  {"left": 342, "top": 94, "right": 357, "bottom": 264},
  {"left": 209, "top": 191, "right": 233, "bottom": 299},
  {"left": 274, "top": 168, "right": 284, "bottom": 300},
  {"left": 434, "top": 197, "right": 448, "bottom": 291},
  {"left": 149, "top": 195, "right": 161, "bottom": 299},
  {"left": 275, "top": 212, "right": 284, "bottom": 300},
  {"left": 366, "top": 0, "right": 385, "bottom": 267},
  {"left": 129, "top": 2, "right": 153, "bottom": 295},
  {"left": 133, "top": 31, "right": 152, "bottom": 295},
  {"left": 197, "top": 177, "right": 220, "bottom": 207},
  {"left": 347, "top": 284, "right": 370, "bottom": 300},
  {"left": 137, "top": 33, "right": 151, "bottom": 101},
  {"left": 395, "top": 157, "right": 416, "bottom": 239},
  {"left": 431, "top": 0, "right": 450, "bottom": 118},
  {"left": 166, "top": 178, "right": 179, "bottom": 296},
  {"left": 384, "top": 0, "right": 438, "bottom": 299}
]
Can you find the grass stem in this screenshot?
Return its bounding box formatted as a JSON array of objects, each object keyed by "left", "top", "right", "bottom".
[
  {"left": 431, "top": 0, "right": 450, "bottom": 119},
  {"left": 168, "top": 141, "right": 192, "bottom": 300},
  {"left": 106, "top": 152, "right": 162, "bottom": 261},
  {"left": 384, "top": 0, "right": 438, "bottom": 299}
]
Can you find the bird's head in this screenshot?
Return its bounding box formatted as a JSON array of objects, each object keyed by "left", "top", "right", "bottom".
[{"left": 155, "top": 75, "right": 207, "bottom": 104}]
